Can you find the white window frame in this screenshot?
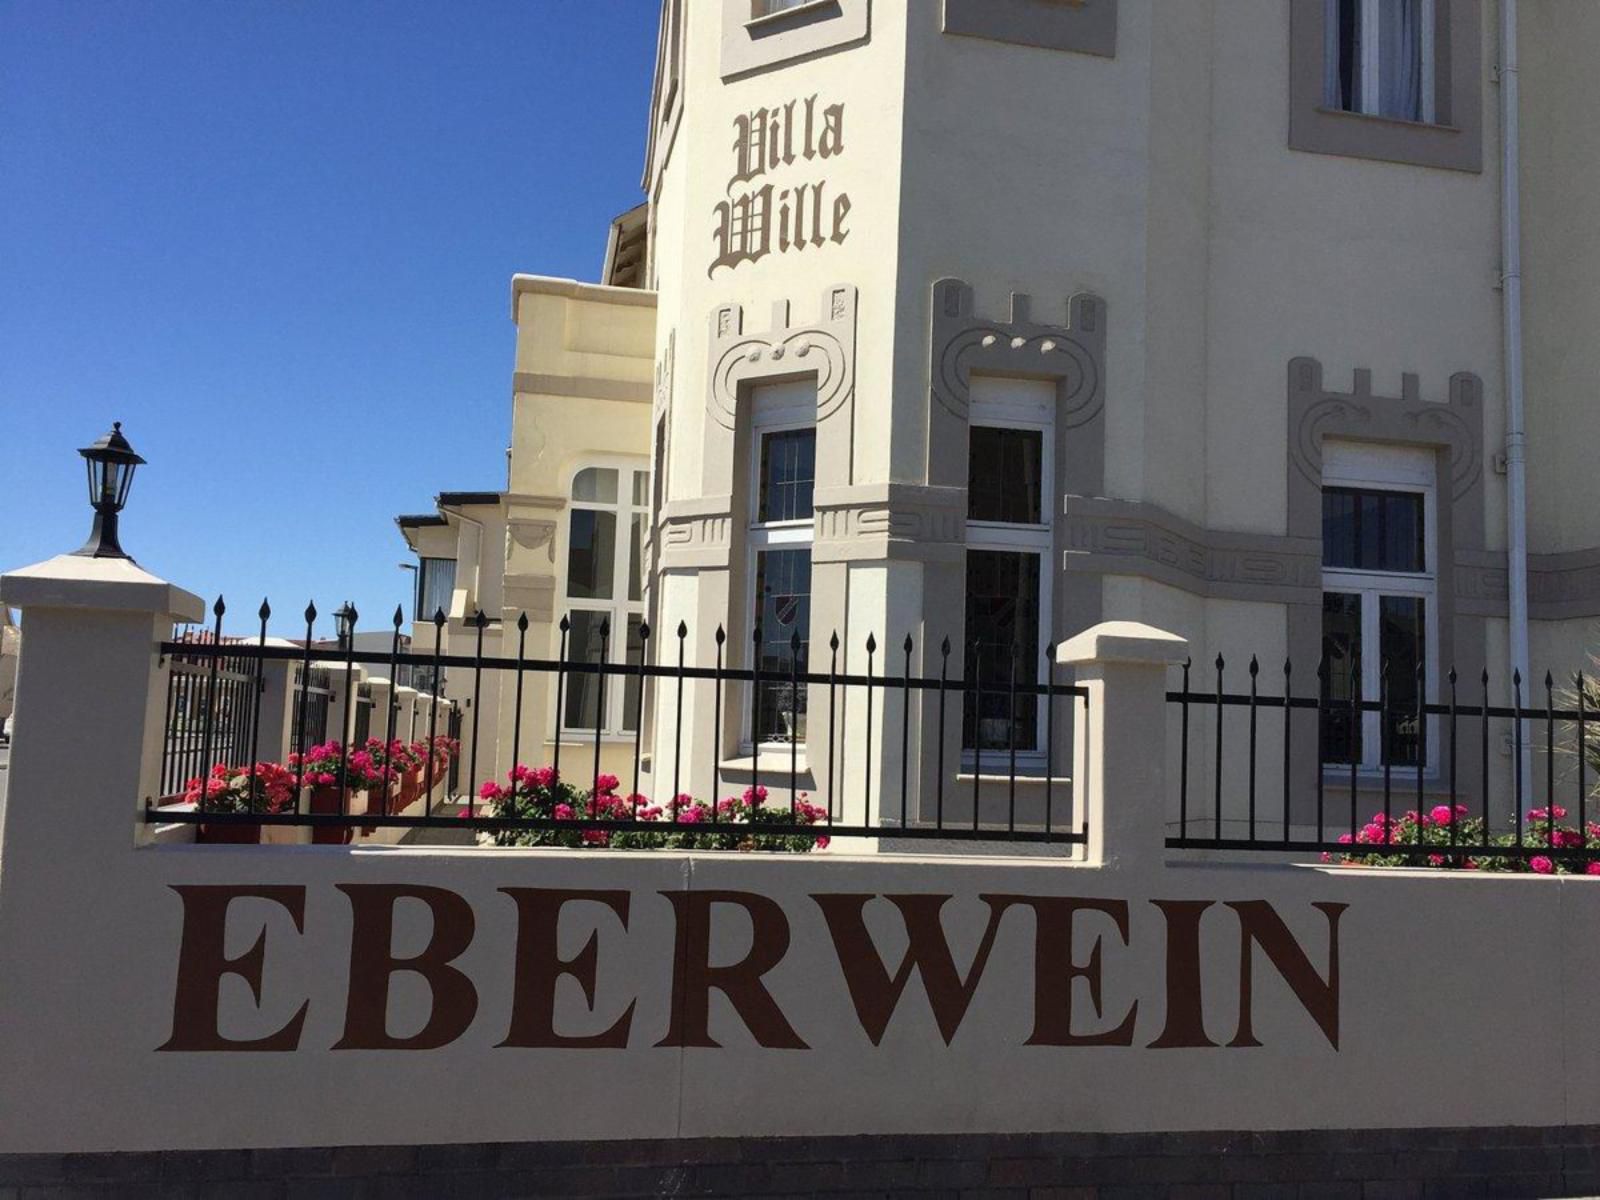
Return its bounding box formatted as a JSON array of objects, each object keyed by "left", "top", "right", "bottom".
[
  {"left": 964, "top": 377, "right": 1055, "bottom": 770},
  {"left": 744, "top": 381, "right": 817, "bottom": 753},
  {"left": 1328, "top": 0, "right": 1437, "bottom": 124},
  {"left": 559, "top": 457, "right": 651, "bottom": 739},
  {"left": 1320, "top": 440, "right": 1438, "bottom": 774}
]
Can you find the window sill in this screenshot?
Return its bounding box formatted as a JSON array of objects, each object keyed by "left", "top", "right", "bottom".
[
  {"left": 721, "top": 749, "right": 811, "bottom": 776},
  {"left": 745, "top": 0, "right": 841, "bottom": 35},
  {"left": 956, "top": 773, "right": 1071, "bottom": 787},
  {"left": 1313, "top": 107, "right": 1462, "bottom": 136}
]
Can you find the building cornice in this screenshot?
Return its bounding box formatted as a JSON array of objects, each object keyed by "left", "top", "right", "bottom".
[{"left": 509, "top": 274, "right": 658, "bottom": 321}]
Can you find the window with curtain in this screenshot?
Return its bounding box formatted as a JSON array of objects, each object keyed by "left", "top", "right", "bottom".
[
  {"left": 1324, "top": 0, "right": 1437, "bottom": 124},
  {"left": 963, "top": 377, "right": 1054, "bottom": 760},
  {"left": 415, "top": 557, "right": 456, "bottom": 623},
  {"left": 747, "top": 381, "right": 816, "bottom": 749},
  {"left": 563, "top": 462, "right": 650, "bottom": 735},
  {"left": 1319, "top": 443, "right": 1436, "bottom": 771}
]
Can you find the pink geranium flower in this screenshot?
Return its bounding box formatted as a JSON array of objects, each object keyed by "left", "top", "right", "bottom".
[{"left": 1531, "top": 856, "right": 1555, "bottom": 875}]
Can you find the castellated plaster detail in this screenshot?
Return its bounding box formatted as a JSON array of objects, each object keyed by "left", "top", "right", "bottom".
[
  {"left": 1289, "top": 358, "right": 1483, "bottom": 503},
  {"left": 930, "top": 278, "right": 1106, "bottom": 426},
  {"left": 707, "top": 285, "right": 857, "bottom": 431}
]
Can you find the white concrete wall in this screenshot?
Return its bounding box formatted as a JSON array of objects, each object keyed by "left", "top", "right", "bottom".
[{"left": 4, "top": 563, "right": 1600, "bottom": 1155}]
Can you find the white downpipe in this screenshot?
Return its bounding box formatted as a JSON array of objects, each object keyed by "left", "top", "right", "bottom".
[{"left": 1500, "top": 0, "right": 1532, "bottom": 806}]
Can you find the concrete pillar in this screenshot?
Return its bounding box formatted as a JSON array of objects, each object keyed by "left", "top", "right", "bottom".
[
  {"left": 1057, "top": 621, "right": 1189, "bottom": 872},
  {"left": 394, "top": 684, "right": 419, "bottom": 744},
  {"left": 0, "top": 554, "right": 204, "bottom": 855},
  {"left": 253, "top": 658, "right": 296, "bottom": 763}
]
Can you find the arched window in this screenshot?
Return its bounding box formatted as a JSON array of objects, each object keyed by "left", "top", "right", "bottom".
[{"left": 563, "top": 461, "right": 650, "bottom": 735}]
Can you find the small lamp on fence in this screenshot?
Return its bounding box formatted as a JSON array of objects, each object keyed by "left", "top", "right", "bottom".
[
  {"left": 73, "top": 422, "right": 145, "bottom": 560},
  {"left": 334, "top": 601, "right": 357, "bottom": 651}
]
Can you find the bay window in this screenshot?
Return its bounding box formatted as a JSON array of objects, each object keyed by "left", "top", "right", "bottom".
[
  {"left": 747, "top": 382, "right": 815, "bottom": 749},
  {"left": 963, "top": 377, "right": 1053, "bottom": 760},
  {"left": 563, "top": 462, "right": 650, "bottom": 735},
  {"left": 1319, "top": 443, "right": 1435, "bottom": 770}
]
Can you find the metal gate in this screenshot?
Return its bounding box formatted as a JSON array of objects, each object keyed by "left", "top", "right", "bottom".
[
  {"left": 159, "top": 642, "right": 261, "bottom": 798},
  {"left": 291, "top": 666, "right": 332, "bottom": 756},
  {"left": 447, "top": 706, "right": 463, "bottom": 798},
  {"left": 352, "top": 682, "right": 374, "bottom": 746}
]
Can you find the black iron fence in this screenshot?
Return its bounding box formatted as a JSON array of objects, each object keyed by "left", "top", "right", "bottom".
[
  {"left": 159, "top": 635, "right": 259, "bottom": 798},
  {"left": 146, "top": 599, "right": 1088, "bottom": 847},
  {"left": 1169, "top": 653, "right": 1600, "bottom": 867}
]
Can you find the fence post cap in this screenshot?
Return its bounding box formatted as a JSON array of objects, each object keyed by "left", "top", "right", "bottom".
[
  {"left": 1056, "top": 621, "right": 1188, "bottom": 667},
  {"left": 0, "top": 553, "right": 204, "bottom": 623}
]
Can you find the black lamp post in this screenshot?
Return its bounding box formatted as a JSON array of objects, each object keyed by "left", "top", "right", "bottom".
[
  {"left": 73, "top": 422, "right": 145, "bottom": 560},
  {"left": 334, "top": 601, "right": 358, "bottom": 651}
]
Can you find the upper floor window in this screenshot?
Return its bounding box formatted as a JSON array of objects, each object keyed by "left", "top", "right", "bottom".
[
  {"left": 722, "top": 0, "right": 870, "bottom": 81},
  {"left": 563, "top": 463, "right": 650, "bottom": 735},
  {"left": 1288, "top": 0, "right": 1481, "bottom": 172},
  {"left": 1325, "top": 0, "right": 1436, "bottom": 124},
  {"left": 415, "top": 557, "right": 456, "bottom": 623},
  {"left": 963, "top": 378, "right": 1054, "bottom": 760}
]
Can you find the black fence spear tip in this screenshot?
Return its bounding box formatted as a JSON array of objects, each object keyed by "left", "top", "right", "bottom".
[
  {"left": 941, "top": 636, "right": 951, "bottom": 655},
  {"left": 904, "top": 634, "right": 914, "bottom": 653},
  {"left": 792, "top": 630, "right": 803, "bottom": 651},
  {"left": 866, "top": 633, "right": 877, "bottom": 653},
  {"left": 558, "top": 614, "right": 570, "bottom": 633},
  {"left": 305, "top": 600, "right": 317, "bottom": 623},
  {"left": 213, "top": 595, "right": 226, "bottom": 617},
  {"left": 678, "top": 619, "right": 688, "bottom": 638},
  {"left": 1249, "top": 655, "right": 1259, "bottom": 675},
  {"left": 639, "top": 621, "right": 650, "bottom": 639},
  {"left": 393, "top": 604, "right": 405, "bottom": 627},
  {"left": 259, "top": 598, "right": 271, "bottom": 621},
  {"left": 714, "top": 624, "right": 724, "bottom": 643},
  {"left": 434, "top": 608, "right": 447, "bottom": 626},
  {"left": 830, "top": 631, "right": 841, "bottom": 651}
]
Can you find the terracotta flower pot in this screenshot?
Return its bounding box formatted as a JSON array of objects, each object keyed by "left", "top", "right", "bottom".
[
  {"left": 307, "top": 784, "right": 354, "bottom": 845},
  {"left": 198, "top": 818, "right": 262, "bottom": 845}
]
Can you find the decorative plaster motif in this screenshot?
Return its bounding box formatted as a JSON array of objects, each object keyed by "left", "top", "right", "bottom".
[
  {"left": 707, "top": 286, "right": 857, "bottom": 432},
  {"left": 1289, "top": 359, "right": 1482, "bottom": 502},
  {"left": 812, "top": 485, "right": 967, "bottom": 563},
  {"left": 657, "top": 496, "right": 736, "bottom": 571},
  {"left": 507, "top": 519, "right": 558, "bottom": 565},
  {"left": 655, "top": 330, "right": 675, "bottom": 420},
  {"left": 1060, "top": 498, "right": 1322, "bottom": 603},
  {"left": 930, "top": 279, "right": 1105, "bottom": 425}
]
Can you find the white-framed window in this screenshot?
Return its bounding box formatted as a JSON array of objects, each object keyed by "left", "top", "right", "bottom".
[
  {"left": 964, "top": 376, "right": 1054, "bottom": 763},
  {"left": 562, "top": 460, "right": 650, "bottom": 736},
  {"left": 746, "top": 381, "right": 816, "bottom": 750},
  {"left": 1319, "top": 441, "right": 1437, "bottom": 772},
  {"left": 753, "top": 0, "right": 813, "bottom": 14},
  {"left": 1324, "top": 0, "right": 1437, "bottom": 124}
]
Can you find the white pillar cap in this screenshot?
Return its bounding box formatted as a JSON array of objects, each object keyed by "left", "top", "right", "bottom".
[
  {"left": 0, "top": 554, "right": 204, "bottom": 623},
  {"left": 1056, "top": 620, "right": 1189, "bottom": 667}
]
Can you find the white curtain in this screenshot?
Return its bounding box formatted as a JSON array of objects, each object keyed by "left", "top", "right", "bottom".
[{"left": 1379, "top": 0, "right": 1425, "bottom": 121}]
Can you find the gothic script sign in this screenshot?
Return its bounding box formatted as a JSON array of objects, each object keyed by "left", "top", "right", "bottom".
[{"left": 711, "top": 95, "right": 852, "bottom": 277}]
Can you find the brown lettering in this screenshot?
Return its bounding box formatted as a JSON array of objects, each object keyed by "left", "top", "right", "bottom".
[
  {"left": 814, "top": 893, "right": 1008, "bottom": 1046},
  {"left": 988, "top": 895, "right": 1137, "bottom": 1047},
  {"left": 499, "top": 888, "right": 635, "bottom": 1049},
  {"left": 333, "top": 884, "right": 477, "bottom": 1050},
  {"left": 1227, "top": 900, "right": 1346, "bottom": 1050},
  {"left": 656, "top": 890, "right": 806, "bottom": 1049},
  {"left": 159, "top": 885, "right": 308, "bottom": 1052},
  {"left": 1147, "top": 900, "right": 1218, "bottom": 1048}
]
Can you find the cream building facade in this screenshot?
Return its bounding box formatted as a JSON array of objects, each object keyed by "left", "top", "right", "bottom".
[{"left": 410, "top": 1, "right": 1600, "bottom": 832}]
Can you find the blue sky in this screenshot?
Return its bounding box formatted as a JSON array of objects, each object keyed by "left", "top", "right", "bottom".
[{"left": 0, "top": 2, "right": 657, "bottom": 636}]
